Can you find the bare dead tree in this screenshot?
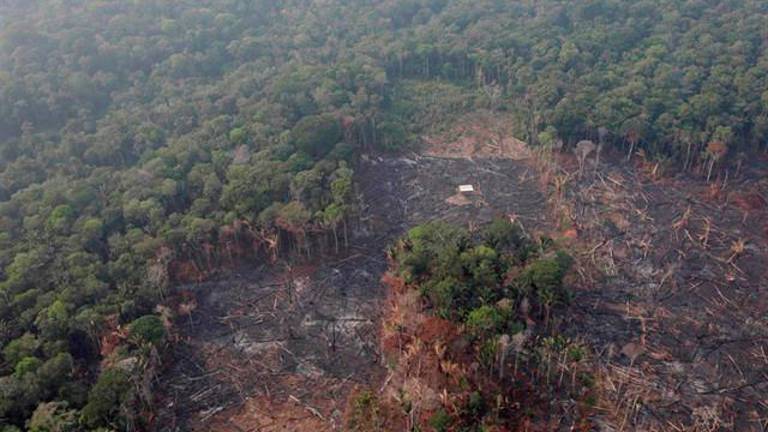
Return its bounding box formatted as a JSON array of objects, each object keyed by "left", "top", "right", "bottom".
[{"left": 575, "top": 140, "right": 597, "bottom": 177}]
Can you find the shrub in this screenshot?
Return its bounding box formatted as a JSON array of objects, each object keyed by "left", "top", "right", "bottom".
[
  {"left": 421, "top": 277, "right": 465, "bottom": 319},
  {"left": 465, "top": 391, "right": 486, "bottom": 420},
  {"left": 128, "top": 315, "right": 166, "bottom": 346},
  {"left": 476, "top": 337, "right": 500, "bottom": 370},
  {"left": 28, "top": 401, "right": 78, "bottom": 432},
  {"left": 428, "top": 408, "right": 452, "bottom": 432},
  {"left": 522, "top": 253, "right": 572, "bottom": 295},
  {"left": 3, "top": 333, "right": 40, "bottom": 365},
  {"left": 13, "top": 356, "right": 42, "bottom": 378},
  {"left": 525, "top": 259, "right": 564, "bottom": 292},
  {"left": 460, "top": 245, "right": 502, "bottom": 302},
  {"left": 228, "top": 127, "right": 247, "bottom": 144},
  {"left": 37, "top": 353, "right": 74, "bottom": 391},
  {"left": 465, "top": 305, "right": 505, "bottom": 338},
  {"left": 80, "top": 368, "right": 133, "bottom": 429},
  {"left": 290, "top": 114, "right": 342, "bottom": 159},
  {"left": 482, "top": 217, "right": 523, "bottom": 252},
  {"left": 555, "top": 250, "right": 574, "bottom": 274},
  {"left": 397, "top": 222, "right": 468, "bottom": 281},
  {"left": 377, "top": 118, "right": 410, "bottom": 152}
]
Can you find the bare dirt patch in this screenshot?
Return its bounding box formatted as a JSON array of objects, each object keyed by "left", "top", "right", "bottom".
[{"left": 422, "top": 111, "right": 531, "bottom": 160}]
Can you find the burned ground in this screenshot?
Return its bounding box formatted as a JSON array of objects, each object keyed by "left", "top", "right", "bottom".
[
  {"left": 359, "top": 154, "right": 546, "bottom": 230},
  {"left": 558, "top": 153, "right": 768, "bottom": 431},
  {"left": 154, "top": 154, "right": 546, "bottom": 431},
  {"left": 155, "top": 113, "right": 768, "bottom": 431},
  {"left": 155, "top": 256, "right": 387, "bottom": 431}
]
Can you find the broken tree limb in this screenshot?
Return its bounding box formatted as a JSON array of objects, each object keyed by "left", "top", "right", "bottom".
[{"left": 289, "top": 395, "right": 326, "bottom": 421}]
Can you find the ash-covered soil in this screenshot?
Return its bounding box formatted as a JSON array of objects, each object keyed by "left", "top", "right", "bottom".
[
  {"left": 562, "top": 154, "right": 768, "bottom": 431},
  {"left": 154, "top": 137, "right": 768, "bottom": 431},
  {"left": 359, "top": 154, "right": 547, "bottom": 230},
  {"left": 154, "top": 154, "right": 546, "bottom": 431},
  {"left": 155, "top": 257, "right": 387, "bottom": 431}
]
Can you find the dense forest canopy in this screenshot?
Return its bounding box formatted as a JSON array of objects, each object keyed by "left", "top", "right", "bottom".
[{"left": 0, "top": 0, "right": 766, "bottom": 430}]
